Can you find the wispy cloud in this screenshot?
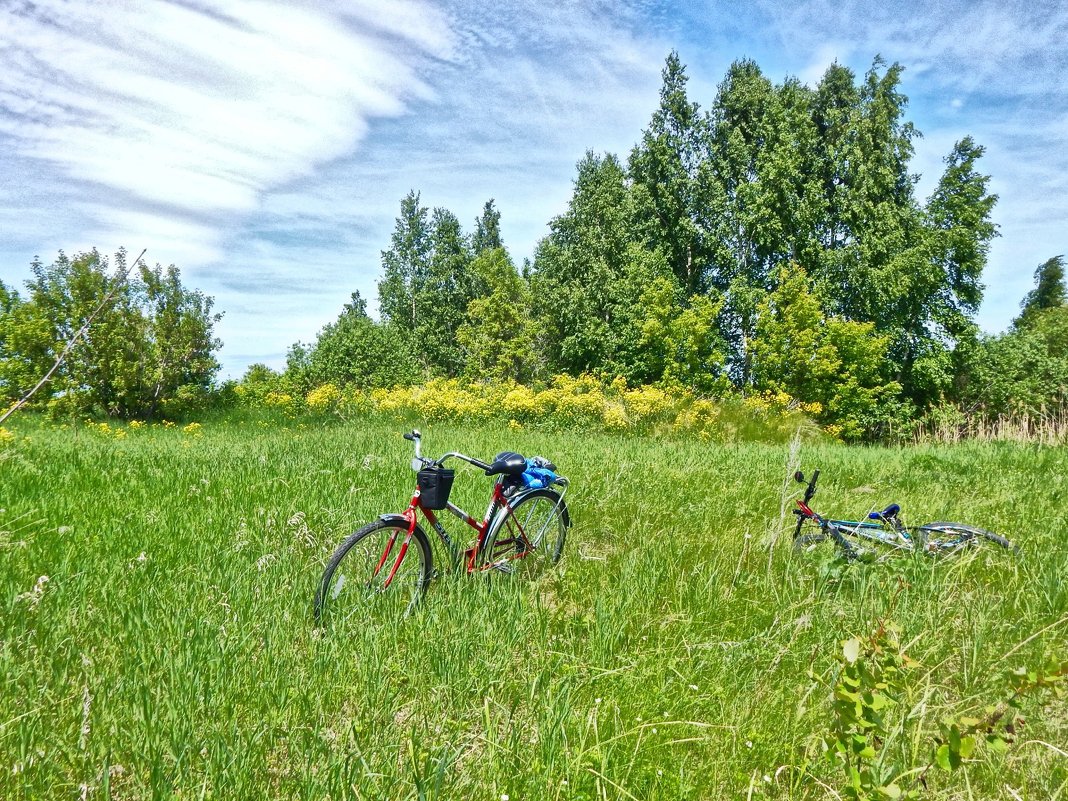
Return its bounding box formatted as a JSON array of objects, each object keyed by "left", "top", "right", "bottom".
[{"left": 1, "top": 0, "right": 452, "bottom": 217}]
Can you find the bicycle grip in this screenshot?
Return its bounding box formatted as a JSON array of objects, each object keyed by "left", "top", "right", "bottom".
[{"left": 403, "top": 430, "right": 421, "bottom": 441}]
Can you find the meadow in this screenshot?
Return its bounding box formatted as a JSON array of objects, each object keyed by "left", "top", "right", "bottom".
[{"left": 1, "top": 418, "right": 1065, "bottom": 799}]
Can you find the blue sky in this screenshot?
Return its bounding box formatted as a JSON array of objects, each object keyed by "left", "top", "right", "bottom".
[{"left": 2, "top": 0, "right": 1065, "bottom": 377}]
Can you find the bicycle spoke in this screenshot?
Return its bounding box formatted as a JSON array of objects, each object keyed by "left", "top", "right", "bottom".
[
  {"left": 480, "top": 490, "right": 568, "bottom": 580},
  {"left": 315, "top": 522, "right": 431, "bottom": 623}
]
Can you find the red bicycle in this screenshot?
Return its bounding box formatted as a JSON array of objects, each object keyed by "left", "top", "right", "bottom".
[{"left": 314, "top": 430, "right": 571, "bottom": 621}]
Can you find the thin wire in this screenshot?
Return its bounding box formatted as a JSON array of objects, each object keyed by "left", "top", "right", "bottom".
[{"left": 0, "top": 248, "right": 146, "bottom": 426}]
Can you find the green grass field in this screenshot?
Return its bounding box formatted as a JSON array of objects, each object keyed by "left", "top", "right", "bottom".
[{"left": 2, "top": 419, "right": 1066, "bottom": 799}]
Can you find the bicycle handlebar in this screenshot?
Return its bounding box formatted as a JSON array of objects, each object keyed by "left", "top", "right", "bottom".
[
  {"left": 436, "top": 451, "right": 492, "bottom": 471},
  {"left": 404, "top": 430, "right": 424, "bottom": 465},
  {"left": 805, "top": 469, "right": 819, "bottom": 503},
  {"left": 792, "top": 468, "right": 820, "bottom": 540},
  {"left": 401, "top": 431, "right": 562, "bottom": 483},
  {"left": 403, "top": 431, "right": 492, "bottom": 472}
]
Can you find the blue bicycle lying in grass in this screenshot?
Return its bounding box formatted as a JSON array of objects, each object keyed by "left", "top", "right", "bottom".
[{"left": 792, "top": 469, "right": 1016, "bottom": 559}]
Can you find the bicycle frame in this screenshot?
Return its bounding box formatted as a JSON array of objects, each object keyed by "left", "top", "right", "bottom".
[
  {"left": 793, "top": 470, "right": 914, "bottom": 550},
  {"left": 374, "top": 445, "right": 569, "bottom": 587}
]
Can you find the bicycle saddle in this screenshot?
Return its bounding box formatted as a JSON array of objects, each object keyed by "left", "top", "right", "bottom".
[
  {"left": 868, "top": 503, "right": 901, "bottom": 520},
  {"left": 486, "top": 451, "right": 526, "bottom": 477}
]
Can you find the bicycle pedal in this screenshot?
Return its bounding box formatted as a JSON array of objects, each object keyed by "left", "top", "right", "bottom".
[{"left": 491, "top": 561, "right": 514, "bottom": 574}]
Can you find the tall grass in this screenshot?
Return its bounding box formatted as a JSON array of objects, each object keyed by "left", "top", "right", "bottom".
[
  {"left": 915, "top": 406, "right": 1068, "bottom": 446},
  {"left": 1, "top": 419, "right": 1065, "bottom": 799}
]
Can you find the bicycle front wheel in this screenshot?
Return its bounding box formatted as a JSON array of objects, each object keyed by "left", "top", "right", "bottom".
[
  {"left": 480, "top": 489, "right": 569, "bottom": 580},
  {"left": 914, "top": 522, "right": 1016, "bottom": 554},
  {"left": 314, "top": 518, "right": 433, "bottom": 624}
]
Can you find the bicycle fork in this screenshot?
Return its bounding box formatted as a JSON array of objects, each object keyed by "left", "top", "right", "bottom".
[{"left": 372, "top": 514, "right": 418, "bottom": 590}]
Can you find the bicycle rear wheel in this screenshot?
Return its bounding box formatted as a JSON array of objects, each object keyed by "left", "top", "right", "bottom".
[
  {"left": 914, "top": 522, "right": 1016, "bottom": 554},
  {"left": 314, "top": 518, "right": 433, "bottom": 624},
  {"left": 479, "top": 489, "right": 569, "bottom": 579}
]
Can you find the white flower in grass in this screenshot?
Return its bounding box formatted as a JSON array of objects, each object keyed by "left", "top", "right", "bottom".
[{"left": 17, "top": 575, "right": 50, "bottom": 609}]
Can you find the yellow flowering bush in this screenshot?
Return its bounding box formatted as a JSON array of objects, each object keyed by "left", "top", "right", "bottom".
[
  {"left": 306, "top": 383, "right": 342, "bottom": 413},
  {"left": 182, "top": 422, "right": 203, "bottom": 437},
  {"left": 602, "top": 404, "right": 631, "bottom": 431},
  {"left": 674, "top": 398, "right": 720, "bottom": 436},
  {"left": 87, "top": 421, "right": 114, "bottom": 437},
  {"left": 501, "top": 384, "right": 539, "bottom": 421},
  {"left": 415, "top": 379, "right": 492, "bottom": 421},
  {"left": 263, "top": 391, "right": 298, "bottom": 416},
  {"left": 369, "top": 387, "right": 409, "bottom": 415},
  {"left": 624, "top": 385, "right": 673, "bottom": 426},
  {"left": 237, "top": 372, "right": 824, "bottom": 443},
  {"left": 81, "top": 420, "right": 136, "bottom": 440},
  {"left": 742, "top": 390, "right": 806, "bottom": 416},
  {"left": 0, "top": 426, "right": 14, "bottom": 446}
]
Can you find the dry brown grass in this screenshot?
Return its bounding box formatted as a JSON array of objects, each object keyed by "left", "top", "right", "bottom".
[{"left": 915, "top": 407, "right": 1068, "bottom": 445}]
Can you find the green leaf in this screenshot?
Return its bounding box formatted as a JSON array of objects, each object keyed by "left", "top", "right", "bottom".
[
  {"left": 986, "top": 735, "right": 1009, "bottom": 754},
  {"left": 948, "top": 726, "right": 961, "bottom": 751},
  {"left": 959, "top": 736, "right": 976, "bottom": 759},
  {"left": 934, "top": 744, "right": 952, "bottom": 771}
]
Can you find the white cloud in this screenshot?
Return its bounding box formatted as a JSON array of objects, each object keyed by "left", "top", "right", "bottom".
[
  {"left": 1, "top": 0, "right": 450, "bottom": 221},
  {"left": 798, "top": 43, "right": 853, "bottom": 86}
]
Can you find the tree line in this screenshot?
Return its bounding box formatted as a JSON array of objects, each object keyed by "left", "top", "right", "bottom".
[
  {"left": 3, "top": 53, "right": 1064, "bottom": 437},
  {"left": 277, "top": 54, "right": 1064, "bottom": 439}
]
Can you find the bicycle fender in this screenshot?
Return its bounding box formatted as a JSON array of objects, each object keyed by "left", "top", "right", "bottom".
[{"left": 379, "top": 513, "right": 421, "bottom": 533}]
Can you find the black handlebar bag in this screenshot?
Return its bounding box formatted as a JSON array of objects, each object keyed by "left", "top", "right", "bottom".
[{"left": 417, "top": 467, "right": 455, "bottom": 510}]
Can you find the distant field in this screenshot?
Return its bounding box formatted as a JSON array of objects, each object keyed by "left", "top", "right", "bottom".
[{"left": 2, "top": 420, "right": 1066, "bottom": 799}]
